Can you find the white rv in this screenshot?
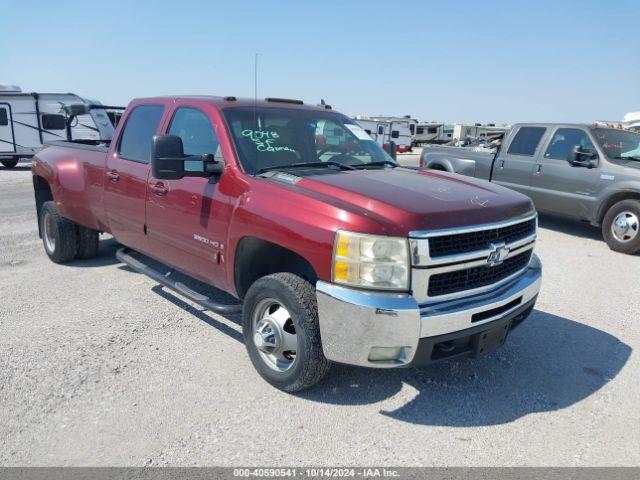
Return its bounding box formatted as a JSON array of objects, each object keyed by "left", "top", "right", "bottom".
[
  {"left": 352, "top": 116, "right": 413, "bottom": 153},
  {"left": 0, "top": 84, "right": 117, "bottom": 168},
  {"left": 623, "top": 112, "right": 640, "bottom": 133}
]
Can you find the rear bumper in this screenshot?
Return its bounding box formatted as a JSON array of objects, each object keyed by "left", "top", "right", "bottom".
[{"left": 316, "top": 254, "right": 541, "bottom": 368}]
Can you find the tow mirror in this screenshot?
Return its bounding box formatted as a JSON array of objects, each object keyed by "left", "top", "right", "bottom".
[
  {"left": 151, "top": 134, "right": 224, "bottom": 180},
  {"left": 568, "top": 145, "right": 597, "bottom": 168}
]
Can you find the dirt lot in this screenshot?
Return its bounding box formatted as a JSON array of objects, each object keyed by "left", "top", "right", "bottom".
[{"left": 1, "top": 159, "right": 638, "bottom": 466}]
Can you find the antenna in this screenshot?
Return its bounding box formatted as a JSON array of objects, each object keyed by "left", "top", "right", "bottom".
[{"left": 253, "top": 53, "right": 259, "bottom": 129}]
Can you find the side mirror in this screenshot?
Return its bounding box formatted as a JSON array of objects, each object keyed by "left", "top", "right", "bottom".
[
  {"left": 568, "top": 145, "right": 597, "bottom": 168},
  {"left": 151, "top": 135, "right": 223, "bottom": 180}
]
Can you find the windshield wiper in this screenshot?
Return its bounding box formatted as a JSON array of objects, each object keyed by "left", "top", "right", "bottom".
[
  {"left": 352, "top": 160, "right": 398, "bottom": 169},
  {"left": 258, "top": 161, "right": 356, "bottom": 174}
]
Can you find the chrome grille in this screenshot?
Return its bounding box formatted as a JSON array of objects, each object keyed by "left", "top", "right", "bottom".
[
  {"left": 409, "top": 213, "right": 537, "bottom": 304},
  {"left": 428, "top": 218, "right": 536, "bottom": 258},
  {"left": 428, "top": 250, "right": 532, "bottom": 297}
]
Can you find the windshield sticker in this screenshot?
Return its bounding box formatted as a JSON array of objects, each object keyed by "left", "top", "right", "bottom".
[
  {"left": 344, "top": 124, "right": 373, "bottom": 141},
  {"left": 241, "top": 129, "right": 297, "bottom": 154}
]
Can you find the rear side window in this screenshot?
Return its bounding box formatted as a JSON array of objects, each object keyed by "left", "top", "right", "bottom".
[
  {"left": 118, "top": 105, "right": 164, "bottom": 163},
  {"left": 507, "top": 127, "right": 546, "bottom": 156},
  {"left": 0, "top": 108, "right": 8, "bottom": 126}
]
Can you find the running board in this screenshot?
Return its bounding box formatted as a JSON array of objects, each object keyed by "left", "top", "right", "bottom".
[{"left": 116, "top": 248, "right": 243, "bottom": 315}]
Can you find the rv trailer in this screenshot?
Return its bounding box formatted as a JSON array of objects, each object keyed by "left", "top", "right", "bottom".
[
  {"left": 353, "top": 116, "right": 413, "bottom": 152},
  {"left": 0, "top": 84, "right": 118, "bottom": 167}
]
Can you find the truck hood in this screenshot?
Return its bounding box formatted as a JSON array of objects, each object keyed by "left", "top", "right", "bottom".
[{"left": 282, "top": 167, "right": 534, "bottom": 234}]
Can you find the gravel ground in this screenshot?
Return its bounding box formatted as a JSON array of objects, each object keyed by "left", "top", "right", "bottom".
[{"left": 0, "top": 158, "right": 638, "bottom": 466}]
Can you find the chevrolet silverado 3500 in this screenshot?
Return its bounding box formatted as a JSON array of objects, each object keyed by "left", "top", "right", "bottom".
[{"left": 32, "top": 96, "right": 542, "bottom": 391}]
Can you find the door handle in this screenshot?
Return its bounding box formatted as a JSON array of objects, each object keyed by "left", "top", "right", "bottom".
[
  {"left": 150, "top": 182, "right": 168, "bottom": 196},
  {"left": 535, "top": 164, "right": 542, "bottom": 174},
  {"left": 106, "top": 170, "right": 120, "bottom": 182},
  {"left": 499, "top": 160, "right": 505, "bottom": 169}
]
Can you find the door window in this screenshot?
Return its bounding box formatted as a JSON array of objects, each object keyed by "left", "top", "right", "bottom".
[
  {"left": 544, "top": 128, "right": 596, "bottom": 161},
  {"left": 118, "top": 105, "right": 164, "bottom": 163},
  {"left": 168, "top": 107, "right": 222, "bottom": 160},
  {"left": 507, "top": 127, "right": 546, "bottom": 156},
  {"left": 0, "top": 107, "right": 8, "bottom": 126}
]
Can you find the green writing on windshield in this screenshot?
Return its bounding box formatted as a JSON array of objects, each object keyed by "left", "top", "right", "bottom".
[{"left": 241, "top": 129, "right": 297, "bottom": 154}]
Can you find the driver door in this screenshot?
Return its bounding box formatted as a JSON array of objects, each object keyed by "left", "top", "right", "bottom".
[
  {"left": 530, "top": 127, "right": 601, "bottom": 218},
  {"left": 145, "top": 105, "right": 229, "bottom": 287}
]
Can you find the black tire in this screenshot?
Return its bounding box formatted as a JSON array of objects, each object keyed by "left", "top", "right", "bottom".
[
  {"left": 1, "top": 159, "right": 18, "bottom": 168},
  {"left": 76, "top": 225, "right": 100, "bottom": 259},
  {"left": 40, "top": 201, "right": 77, "bottom": 263},
  {"left": 602, "top": 199, "right": 640, "bottom": 255},
  {"left": 242, "top": 273, "right": 331, "bottom": 392}
]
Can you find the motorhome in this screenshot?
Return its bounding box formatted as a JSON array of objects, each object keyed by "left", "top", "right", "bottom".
[{"left": 0, "top": 84, "right": 117, "bottom": 167}]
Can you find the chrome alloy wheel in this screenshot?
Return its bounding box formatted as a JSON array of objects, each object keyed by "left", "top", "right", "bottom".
[
  {"left": 43, "top": 211, "right": 56, "bottom": 253},
  {"left": 252, "top": 298, "right": 298, "bottom": 372},
  {"left": 611, "top": 211, "right": 639, "bottom": 243}
]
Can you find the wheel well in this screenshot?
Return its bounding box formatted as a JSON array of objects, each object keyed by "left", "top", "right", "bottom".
[
  {"left": 33, "top": 176, "right": 53, "bottom": 237},
  {"left": 597, "top": 191, "right": 640, "bottom": 224},
  {"left": 234, "top": 237, "right": 318, "bottom": 299},
  {"left": 428, "top": 163, "right": 447, "bottom": 171}
]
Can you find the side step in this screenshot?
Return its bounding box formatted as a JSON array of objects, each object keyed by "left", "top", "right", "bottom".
[{"left": 116, "top": 247, "right": 243, "bottom": 315}]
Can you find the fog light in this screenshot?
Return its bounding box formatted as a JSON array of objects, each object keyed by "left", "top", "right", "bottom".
[{"left": 368, "top": 346, "right": 404, "bottom": 362}]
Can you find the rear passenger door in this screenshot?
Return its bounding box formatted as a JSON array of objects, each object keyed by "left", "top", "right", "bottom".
[
  {"left": 492, "top": 126, "right": 547, "bottom": 198},
  {"left": 529, "top": 127, "right": 600, "bottom": 218},
  {"left": 104, "top": 104, "right": 165, "bottom": 253}
]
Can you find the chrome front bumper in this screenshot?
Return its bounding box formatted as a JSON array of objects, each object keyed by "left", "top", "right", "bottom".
[{"left": 316, "top": 254, "right": 542, "bottom": 368}]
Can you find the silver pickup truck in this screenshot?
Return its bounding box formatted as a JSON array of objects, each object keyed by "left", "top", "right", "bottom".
[{"left": 421, "top": 123, "right": 640, "bottom": 254}]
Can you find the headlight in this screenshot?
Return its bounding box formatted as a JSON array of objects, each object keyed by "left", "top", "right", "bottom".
[{"left": 332, "top": 231, "right": 410, "bottom": 290}]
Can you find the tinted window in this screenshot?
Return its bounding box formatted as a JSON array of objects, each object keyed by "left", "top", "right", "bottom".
[
  {"left": 168, "top": 107, "right": 222, "bottom": 159},
  {"left": 544, "top": 128, "right": 595, "bottom": 161},
  {"left": 118, "top": 105, "right": 164, "bottom": 163},
  {"left": 427, "top": 127, "right": 438, "bottom": 134},
  {"left": 0, "top": 108, "right": 7, "bottom": 126},
  {"left": 223, "top": 107, "right": 394, "bottom": 174},
  {"left": 41, "top": 114, "right": 66, "bottom": 130},
  {"left": 507, "top": 127, "right": 546, "bottom": 156}
]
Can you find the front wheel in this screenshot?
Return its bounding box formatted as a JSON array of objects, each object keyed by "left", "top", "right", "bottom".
[
  {"left": 242, "top": 273, "right": 331, "bottom": 392},
  {"left": 1, "top": 159, "right": 19, "bottom": 168},
  {"left": 602, "top": 200, "right": 640, "bottom": 255}
]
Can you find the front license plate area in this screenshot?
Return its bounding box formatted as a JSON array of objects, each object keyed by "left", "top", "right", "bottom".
[{"left": 473, "top": 321, "right": 511, "bottom": 357}]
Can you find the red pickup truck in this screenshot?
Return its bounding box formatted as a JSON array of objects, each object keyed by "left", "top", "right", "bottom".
[{"left": 32, "top": 96, "right": 542, "bottom": 391}]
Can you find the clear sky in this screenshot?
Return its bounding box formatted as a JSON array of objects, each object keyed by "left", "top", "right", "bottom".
[{"left": 2, "top": 0, "right": 638, "bottom": 124}]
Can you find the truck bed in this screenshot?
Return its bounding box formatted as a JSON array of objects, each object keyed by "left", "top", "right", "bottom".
[
  {"left": 47, "top": 139, "right": 110, "bottom": 152},
  {"left": 422, "top": 144, "right": 497, "bottom": 179}
]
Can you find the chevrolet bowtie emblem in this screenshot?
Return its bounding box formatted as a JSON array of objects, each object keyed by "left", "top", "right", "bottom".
[{"left": 487, "top": 242, "right": 510, "bottom": 266}]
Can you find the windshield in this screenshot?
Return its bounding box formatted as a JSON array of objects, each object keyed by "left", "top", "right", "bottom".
[
  {"left": 222, "top": 107, "right": 395, "bottom": 174},
  {"left": 591, "top": 128, "right": 640, "bottom": 160}
]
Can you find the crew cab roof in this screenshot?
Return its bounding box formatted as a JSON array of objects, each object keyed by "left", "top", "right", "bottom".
[{"left": 129, "top": 95, "right": 334, "bottom": 112}]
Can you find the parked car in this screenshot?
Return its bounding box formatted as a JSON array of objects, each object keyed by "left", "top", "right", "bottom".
[
  {"left": 0, "top": 84, "right": 119, "bottom": 168},
  {"left": 32, "top": 96, "right": 542, "bottom": 391},
  {"left": 421, "top": 123, "right": 640, "bottom": 254}
]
